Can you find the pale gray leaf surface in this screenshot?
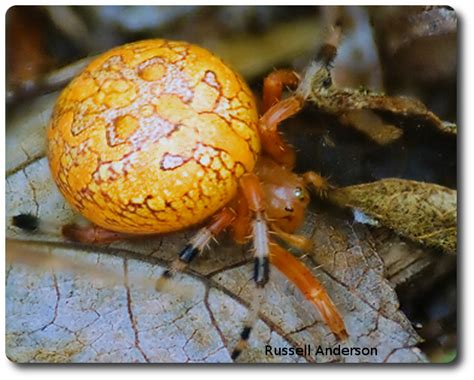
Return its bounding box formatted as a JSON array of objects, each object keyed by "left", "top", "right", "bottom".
[
  {"left": 6, "top": 92, "right": 58, "bottom": 175},
  {"left": 7, "top": 157, "right": 426, "bottom": 363}
]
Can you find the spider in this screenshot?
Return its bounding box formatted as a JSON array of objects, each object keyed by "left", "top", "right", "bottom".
[{"left": 12, "top": 35, "right": 348, "bottom": 361}]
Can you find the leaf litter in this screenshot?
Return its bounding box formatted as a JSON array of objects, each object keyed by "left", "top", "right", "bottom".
[
  {"left": 6, "top": 156, "right": 427, "bottom": 362},
  {"left": 5, "top": 13, "right": 456, "bottom": 361}
]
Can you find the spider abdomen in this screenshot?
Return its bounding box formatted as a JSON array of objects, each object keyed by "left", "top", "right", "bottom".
[{"left": 47, "top": 39, "right": 260, "bottom": 234}]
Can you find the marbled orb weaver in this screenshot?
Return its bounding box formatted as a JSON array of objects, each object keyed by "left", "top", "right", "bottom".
[{"left": 13, "top": 38, "right": 348, "bottom": 360}]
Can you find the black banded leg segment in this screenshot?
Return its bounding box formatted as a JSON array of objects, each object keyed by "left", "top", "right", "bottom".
[
  {"left": 155, "top": 208, "right": 235, "bottom": 291},
  {"left": 232, "top": 173, "right": 272, "bottom": 361},
  {"left": 231, "top": 211, "right": 271, "bottom": 360},
  {"left": 12, "top": 213, "right": 40, "bottom": 232},
  {"left": 156, "top": 227, "right": 211, "bottom": 290},
  {"left": 252, "top": 212, "right": 270, "bottom": 287},
  {"left": 11, "top": 213, "right": 128, "bottom": 242},
  {"left": 231, "top": 287, "right": 267, "bottom": 360}
]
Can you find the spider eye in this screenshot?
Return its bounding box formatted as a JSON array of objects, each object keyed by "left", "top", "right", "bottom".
[{"left": 294, "top": 187, "right": 305, "bottom": 201}]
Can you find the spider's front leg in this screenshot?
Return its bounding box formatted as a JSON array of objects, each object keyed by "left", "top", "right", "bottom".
[
  {"left": 302, "top": 171, "right": 334, "bottom": 198},
  {"left": 260, "top": 72, "right": 334, "bottom": 197},
  {"left": 262, "top": 69, "right": 300, "bottom": 112},
  {"left": 231, "top": 173, "right": 272, "bottom": 360},
  {"left": 270, "top": 244, "right": 348, "bottom": 341},
  {"left": 259, "top": 70, "right": 304, "bottom": 169}
]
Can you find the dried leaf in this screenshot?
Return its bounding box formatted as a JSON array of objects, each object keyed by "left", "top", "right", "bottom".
[
  {"left": 372, "top": 6, "right": 457, "bottom": 74},
  {"left": 6, "top": 59, "right": 92, "bottom": 105},
  {"left": 6, "top": 158, "right": 427, "bottom": 363},
  {"left": 327, "top": 179, "right": 457, "bottom": 254},
  {"left": 340, "top": 110, "right": 403, "bottom": 145},
  {"left": 303, "top": 62, "right": 457, "bottom": 136},
  {"left": 381, "top": 7, "right": 457, "bottom": 56},
  {"left": 6, "top": 7, "right": 54, "bottom": 86}
]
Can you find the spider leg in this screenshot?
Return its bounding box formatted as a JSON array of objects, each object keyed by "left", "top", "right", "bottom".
[
  {"left": 319, "top": 6, "right": 343, "bottom": 65},
  {"left": 229, "top": 188, "right": 252, "bottom": 244},
  {"left": 259, "top": 68, "right": 304, "bottom": 169},
  {"left": 258, "top": 15, "right": 345, "bottom": 170},
  {"left": 11, "top": 213, "right": 132, "bottom": 243},
  {"left": 262, "top": 69, "right": 300, "bottom": 113},
  {"left": 302, "top": 171, "right": 334, "bottom": 198},
  {"left": 231, "top": 173, "right": 271, "bottom": 361},
  {"left": 62, "top": 224, "right": 133, "bottom": 243},
  {"left": 155, "top": 207, "right": 236, "bottom": 291},
  {"left": 270, "top": 243, "right": 348, "bottom": 341},
  {"left": 271, "top": 223, "right": 313, "bottom": 251}
]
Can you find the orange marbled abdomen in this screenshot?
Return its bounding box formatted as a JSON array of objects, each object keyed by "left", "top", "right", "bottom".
[{"left": 47, "top": 39, "right": 260, "bottom": 234}]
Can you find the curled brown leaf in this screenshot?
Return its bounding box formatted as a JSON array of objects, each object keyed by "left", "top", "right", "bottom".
[
  {"left": 327, "top": 179, "right": 457, "bottom": 254},
  {"left": 301, "top": 57, "right": 456, "bottom": 138}
]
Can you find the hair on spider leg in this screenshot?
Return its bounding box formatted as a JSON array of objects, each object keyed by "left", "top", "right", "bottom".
[
  {"left": 242, "top": 233, "right": 253, "bottom": 241},
  {"left": 311, "top": 288, "right": 324, "bottom": 300}
]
